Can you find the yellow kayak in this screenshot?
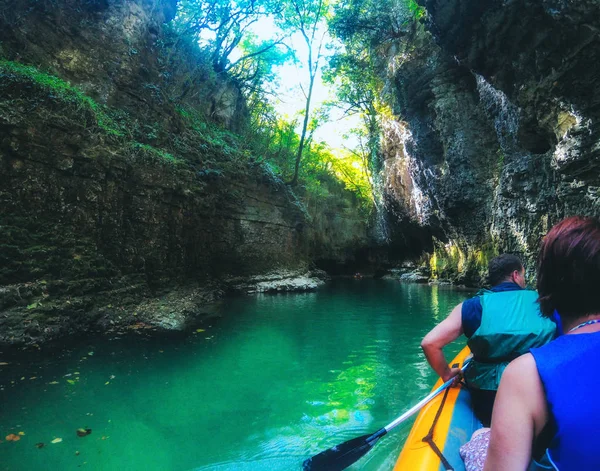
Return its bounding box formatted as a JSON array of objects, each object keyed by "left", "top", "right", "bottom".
[{"left": 395, "top": 346, "right": 480, "bottom": 471}]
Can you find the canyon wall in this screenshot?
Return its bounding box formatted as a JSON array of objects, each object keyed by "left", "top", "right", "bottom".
[{"left": 378, "top": 0, "right": 600, "bottom": 282}]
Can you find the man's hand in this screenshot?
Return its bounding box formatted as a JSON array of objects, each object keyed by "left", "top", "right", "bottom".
[{"left": 442, "top": 367, "right": 463, "bottom": 384}]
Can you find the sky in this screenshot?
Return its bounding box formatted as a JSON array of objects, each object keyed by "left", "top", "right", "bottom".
[{"left": 230, "top": 17, "right": 361, "bottom": 150}]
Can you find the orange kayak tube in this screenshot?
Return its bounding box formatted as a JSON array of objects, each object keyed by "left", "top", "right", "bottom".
[{"left": 395, "top": 346, "right": 481, "bottom": 471}]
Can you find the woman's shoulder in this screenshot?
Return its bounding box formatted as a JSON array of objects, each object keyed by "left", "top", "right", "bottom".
[
  {"left": 504, "top": 353, "right": 538, "bottom": 383},
  {"left": 499, "top": 354, "right": 542, "bottom": 408}
]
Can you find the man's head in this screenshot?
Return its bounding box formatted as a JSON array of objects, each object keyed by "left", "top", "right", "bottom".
[
  {"left": 537, "top": 216, "right": 600, "bottom": 319},
  {"left": 488, "top": 254, "right": 525, "bottom": 288}
]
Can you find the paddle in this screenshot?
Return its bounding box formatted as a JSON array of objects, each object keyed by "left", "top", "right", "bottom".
[{"left": 302, "top": 358, "right": 471, "bottom": 471}]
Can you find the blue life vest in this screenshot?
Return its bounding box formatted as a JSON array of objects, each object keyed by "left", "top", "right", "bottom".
[
  {"left": 531, "top": 332, "right": 600, "bottom": 471},
  {"left": 465, "top": 289, "right": 556, "bottom": 391}
]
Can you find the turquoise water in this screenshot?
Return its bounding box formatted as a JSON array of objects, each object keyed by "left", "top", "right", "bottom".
[{"left": 0, "top": 280, "right": 469, "bottom": 471}]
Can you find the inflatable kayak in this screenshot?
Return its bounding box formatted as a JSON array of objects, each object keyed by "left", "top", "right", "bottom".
[{"left": 395, "top": 346, "right": 481, "bottom": 471}]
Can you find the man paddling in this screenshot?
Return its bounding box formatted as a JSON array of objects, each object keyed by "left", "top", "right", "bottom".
[{"left": 420, "top": 254, "right": 556, "bottom": 426}]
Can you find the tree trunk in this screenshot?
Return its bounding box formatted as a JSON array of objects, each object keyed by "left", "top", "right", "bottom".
[{"left": 290, "top": 73, "right": 315, "bottom": 186}]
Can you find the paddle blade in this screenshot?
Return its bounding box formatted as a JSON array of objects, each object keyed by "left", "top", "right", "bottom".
[{"left": 303, "top": 431, "right": 384, "bottom": 471}]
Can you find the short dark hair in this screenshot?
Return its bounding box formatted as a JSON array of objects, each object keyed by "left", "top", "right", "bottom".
[
  {"left": 488, "top": 254, "right": 523, "bottom": 286},
  {"left": 537, "top": 216, "right": 600, "bottom": 319}
]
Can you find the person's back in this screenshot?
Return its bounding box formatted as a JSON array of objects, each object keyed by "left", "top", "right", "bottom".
[
  {"left": 421, "top": 254, "right": 556, "bottom": 426},
  {"left": 530, "top": 332, "right": 600, "bottom": 470},
  {"left": 465, "top": 288, "right": 556, "bottom": 391},
  {"left": 484, "top": 216, "right": 600, "bottom": 471}
]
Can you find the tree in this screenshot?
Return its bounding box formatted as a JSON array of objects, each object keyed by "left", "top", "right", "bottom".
[
  {"left": 328, "top": 0, "right": 423, "bottom": 49},
  {"left": 175, "top": 0, "right": 286, "bottom": 73},
  {"left": 322, "top": 0, "right": 425, "bottom": 198},
  {"left": 323, "top": 49, "right": 383, "bottom": 198},
  {"left": 277, "top": 0, "right": 330, "bottom": 186},
  {"left": 230, "top": 34, "right": 292, "bottom": 99}
]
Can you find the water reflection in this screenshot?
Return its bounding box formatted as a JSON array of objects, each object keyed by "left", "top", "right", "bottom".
[
  {"left": 431, "top": 284, "right": 440, "bottom": 320},
  {"left": 0, "top": 280, "right": 468, "bottom": 471}
]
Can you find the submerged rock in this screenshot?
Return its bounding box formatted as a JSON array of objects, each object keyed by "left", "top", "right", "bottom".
[{"left": 76, "top": 428, "right": 92, "bottom": 437}]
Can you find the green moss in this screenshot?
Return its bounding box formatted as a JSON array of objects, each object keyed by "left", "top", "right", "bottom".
[
  {"left": 175, "top": 105, "right": 243, "bottom": 158},
  {"left": 130, "top": 142, "right": 183, "bottom": 165},
  {"left": 430, "top": 240, "right": 463, "bottom": 280},
  {"left": 0, "top": 59, "right": 124, "bottom": 136},
  {"left": 429, "top": 238, "right": 499, "bottom": 285},
  {"left": 407, "top": 0, "right": 426, "bottom": 20},
  {"left": 0, "top": 60, "right": 191, "bottom": 168}
]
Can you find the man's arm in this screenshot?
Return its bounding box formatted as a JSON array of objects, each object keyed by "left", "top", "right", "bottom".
[
  {"left": 483, "top": 354, "right": 548, "bottom": 471},
  {"left": 421, "top": 303, "right": 464, "bottom": 381}
]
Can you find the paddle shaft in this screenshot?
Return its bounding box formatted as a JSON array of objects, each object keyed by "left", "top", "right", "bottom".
[
  {"left": 303, "top": 357, "right": 471, "bottom": 471},
  {"left": 383, "top": 377, "right": 454, "bottom": 431},
  {"left": 383, "top": 357, "right": 471, "bottom": 432}
]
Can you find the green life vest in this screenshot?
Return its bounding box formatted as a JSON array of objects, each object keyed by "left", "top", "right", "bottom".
[{"left": 465, "top": 289, "right": 556, "bottom": 391}]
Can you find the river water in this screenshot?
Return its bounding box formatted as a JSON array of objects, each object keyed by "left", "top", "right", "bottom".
[{"left": 0, "top": 280, "right": 469, "bottom": 470}]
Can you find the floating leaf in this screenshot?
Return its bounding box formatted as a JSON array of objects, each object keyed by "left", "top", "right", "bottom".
[
  {"left": 87, "top": 352, "right": 94, "bottom": 356},
  {"left": 48, "top": 381, "right": 59, "bottom": 385},
  {"left": 76, "top": 428, "right": 92, "bottom": 438},
  {"left": 35, "top": 442, "right": 44, "bottom": 449},
  {"left": 196, "top": 329, "right": 205, "bottom": 333},
  {"left": 6, "top": 434, "right": 20, "bottom": 442},
  {"left": 67, "top": 379, "right": 76, "bottom": 385},
  {"left": 18, "top": 432, "right": 25, "bottom": 436},
  {"left": 51, "top": 438, "right": 62, "bottom": 444},
  {"left": 104, "top": 381, "right": 110, "bottom": 385}
]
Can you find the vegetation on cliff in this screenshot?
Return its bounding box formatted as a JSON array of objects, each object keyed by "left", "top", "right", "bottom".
[{"left": 170, "top": 0, "right": 376, "bottom": 213}]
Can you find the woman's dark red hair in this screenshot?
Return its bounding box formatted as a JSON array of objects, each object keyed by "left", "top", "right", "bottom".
[{"left": 537, "top": 216, "right": 600, "bottom": 318}]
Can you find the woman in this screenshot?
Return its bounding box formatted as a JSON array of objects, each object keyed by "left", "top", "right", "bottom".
[{"left": 484, "top": 216, "right": 600, "bottom": 471}]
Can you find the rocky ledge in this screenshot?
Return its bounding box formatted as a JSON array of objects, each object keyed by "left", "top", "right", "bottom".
[{"left": 227, "top": 269, "right": 329, "bottom": 294}]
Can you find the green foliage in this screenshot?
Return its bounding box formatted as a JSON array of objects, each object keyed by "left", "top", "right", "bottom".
[
  {"left": 430, "top": 239, "right": 498, "bottom": 283},
  {"left": 176, "top": 105, "right": 246, "bottom": 159},
  {"left": 0, "top": 60, "right": 196, "bottom": 171},
  {"left": 324, "top": 0, "right": 428, "bottom": 207},
  {"left": 407, "top": 0, "right": 426, "bottom": 20},
  {"left": 329, "top": 0, "right": 420, "bottom": 48},
  {"left": 244, "top": 110, "right": 374, "bottom": 212},
  {"left": 130, "top": 142, "right": 182, "bottom": 165},
  {"left": 174, "top": 0, "right": 285, "bottom": 73},
  {"left": 230, "top": 33, "right": 292, "bottom": 103},
  {"left": 0, "top": 60, "right": 124, "bottom": 137},
  {"left": 172, "top": 0, "right": 373, "bottom": 213}
]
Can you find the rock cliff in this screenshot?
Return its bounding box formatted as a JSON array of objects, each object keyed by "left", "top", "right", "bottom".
[
  {"left": 378, "top": 0, "right": 600, "bottom": 282},
  {"left": 0, "top": 0, "right": 368, "bottom": 346}
]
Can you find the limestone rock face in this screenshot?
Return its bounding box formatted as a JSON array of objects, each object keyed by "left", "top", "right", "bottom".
[
  {"left": 379, "top": 0, "right": 600, "bottom": 282},
  {"left": 0, "top": 0, "right": 245, "bottom": 132},
  {"left": 0, "top": 79, "right": 307, "bottom": 344},
  {"left": 0, "top": 0, "right": 368, "bottom": 346}
]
